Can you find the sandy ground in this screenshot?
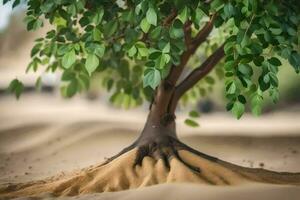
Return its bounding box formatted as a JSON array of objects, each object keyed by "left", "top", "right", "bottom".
[{"left": 0, "top": 94, "right": 300, "bottom": 199}]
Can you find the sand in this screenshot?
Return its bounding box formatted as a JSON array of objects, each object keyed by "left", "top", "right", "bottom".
[
  {"left": 0, "top": 94, "right": 300, "bottom": 199},
  {"left": 13, "top": 184, "right": 299, "bottom": 200}
]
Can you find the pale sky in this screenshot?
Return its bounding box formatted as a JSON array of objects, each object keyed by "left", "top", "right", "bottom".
[
  {"left": 0, "top": 2, "right": 12, "bottom": 31},
  {"left": 0, "top": 1, "right": 25, "bottom": 31}
]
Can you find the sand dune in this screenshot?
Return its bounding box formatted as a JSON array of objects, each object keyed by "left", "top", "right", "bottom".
[
  {"left": 13, "top": 184, "right": 299, "bottom": 200},
  {"left": 0, "top": 95, "right": 300, "bottom": 199}
]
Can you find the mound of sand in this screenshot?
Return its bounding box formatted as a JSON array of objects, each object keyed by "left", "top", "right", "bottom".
[
  {"left": 1, "top": 148, "right": 300, "bottom": 199},
  {"left": 0, "top": 95, "right": 300, "bottom": 199}
]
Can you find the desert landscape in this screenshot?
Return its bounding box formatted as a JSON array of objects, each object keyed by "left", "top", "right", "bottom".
[{"left": 0, "top": 94, "right": 300, "bottom": 199}]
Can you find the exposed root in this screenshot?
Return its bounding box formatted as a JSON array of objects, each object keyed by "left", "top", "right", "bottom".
[
  {"left": 102, "top": 134, "right": 216, "bottom": 174},
  {"left": 1, "top": 136, "right": 300, "bottom": 199},
  {"left": 133, "top": 139, "right": 201, "bottom": 173}
]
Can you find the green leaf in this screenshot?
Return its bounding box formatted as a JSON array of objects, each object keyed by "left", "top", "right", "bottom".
[
  {"left": 251, "top": 93, "right": 263, "bottom": 116},
  {"left": 138, "top": 48, "right": 148, "bottom": 57},
  {"left": 40, "top": 0, "right": 54, "bottom": 13},
  {"left": 288, "top": 51, "right": 300, "bottom": 73},
  {"left": 250, "top": 42, "right": 263, "bottom": 55},
  {"left": 224, "top": 3, "right": 235, "bottom": 18},
  {"left": 136, "top": 42, "right": 148, "bottom": 57},
  {"left": 204, "top": 76, "right": 215, "bottom": 84},
  {"left": 67, "top": 4, "right": 76, "bottom": 16},
  {"left": 149, "top": 52, "right": 160, "bottom": 60},
  {"left": 238, "top": 64, "right": 253, "bottom": 76},
  {"left": 85, "top": 54, "right": 99, "bottom": 76},
  {"left": 35, "top": 76, "right": 42, "bottom": 91},
  {"left": 238, "top": 95, "right": 246, "bottom": 104},
  {"left": 106, "top": 79, "right": 114, "bottom": 91},
  {"left": 77, "top": 73, "right": 90, "bottom": 91},
  {"left": 53, "top": 16, "right": 67, "bottom": 27},
  {"left": 193, "top": 8, "right": 206, "bottom": 27},
  {"left": 253, "top": 56, "right": 264, "bottom": 66},
  {"left": 28, "top": 19, "right": 43, "bottom": 31},
  {"left": 178, "top": 7, "right": 189, "bottom": 23},
  {"left": 189, "top": 110, "right": 200, "bottom": 118},
  {"left": 225, "top": 60, "right": 235, "bottom": 70},
  {"left": 226, "top": 81, "right": 237, "bottom": 94},
  {"left": 135, "top": 41, "right": 146, "bottom": 48},
  {"left": 263, "top": 74, "right": 270, "bottom": 83},
  {"left": 268, "top": 57, "right": 281, "bottom": 66},
  {"left": 287, "top": 27, "right": 297, "bottom": 36},
  {"left": 57, "top": 45, "right": 72, "bottom": 56},
  {"left": 3, "top": 0, "right": 10, "bottom": 5},
  {"left": 269, "top": 73, "right": 279, "bottom": 87},
  {"left": 93, "top": 28, "right": 101, "bottom": 41},
  {"left": 8, "top": 79, "right": 24, "bottom": 99},
  {"left": 62, "top": 70, "right": 75, "bottom": 81},
  {"left": 269, "top": 88, "right": 279, "bottom": 103},
  {"left": 143, "top": 68, "right": 161, "bottom": 89},
  {"left": 224, "top": 41, "right": 234, "bottom": 54},
  {"left": 252, "top": 105, "right": 261, "bottom": 116},
  {"left": 128, "top": 46, "right": 137, "bottom": 57},
  {"left": 270, "top": 28, "right": 282, "bottom": 35},
  {"left": 146, "top": 7, "right": 157, "bottom": 26},
  {"left": 62, "top": 50, "right": 76, "bottom": 69},
  {"left": 103, "top": 20, "right": 118, "bottom": 37},
  {"left": 66, "top": 80, "right": 78, "bottom": 98},
  {"left": 236, "top": 30, "right": 246, "bottom": 44},
  {"left": 249, "top": 0, "right": 258, "bottom": 13},
  {"left": 135, "top": 3, "right": 142, "bottom": 15},
  {"left": 184, "top": 119, "right": 199, "bottom": 127},
  {"left": 122, "top": 10, "right": 135, "bottom": 23},
  {"left": 281, "top": 48, "right": 291, "bottom": 59},
  {"left": 149, "top": 26, "right": 162, "bottom": 40},
  {"left": 93, "top": 8, "right": 104, "bottom": 25},
  {"left": 85, "top": 43, "right": 105, "bottom": 57},
  {"left": 241, "top": 35, "right": 250, "bottom": 48},
  {"left": 156, "top": 53, "right": 170, "bottom": 68},
  {"left": 95, "top": 44, "right": 105, "bottom": 57},
  {"left": 140, "top": 18, "right": 151, "bottom": 33},
  {"left": 211, "top": 0, "right": 224, "bottom": 11},
  {"left": 231, "top": 101, "right": 245, "bottom": 119},
  {"left": 169, "top": 19, "right": 184, "bottom": 39},
  {"left": 162, "top": 43, "right": 170, "bottom": 53},
  {"left": 258, "top": 74, "right": 270, "bottom": 91},
  {"left": 31, "top": 43, "right": 42, "bottom": 57},
  {"left": 79, "top": 16, "right": 89, "bottom": 27}
]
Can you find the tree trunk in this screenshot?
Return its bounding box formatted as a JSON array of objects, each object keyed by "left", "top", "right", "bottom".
[
  {"left": 101, "top": 82, "right": 211, "bottom": 172},
  {"left": 95, "top": 78, "right": 182, "bottom": 168},
  {"left": 138, "top": 80, "right": 178, "bottom": 144}
]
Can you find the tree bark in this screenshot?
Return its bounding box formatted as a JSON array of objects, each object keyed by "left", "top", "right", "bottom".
[{"left": 145, "top": 81, "right": 177, "bottom": 136}]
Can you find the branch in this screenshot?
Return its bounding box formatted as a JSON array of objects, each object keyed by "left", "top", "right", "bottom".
[
  {"left": 190, "top": 14, "right": 216, "bottom": 52},
  {"left": 152, "top": 14, "right": 217, "bottom": 116},
  {"left": 163, "top": 9, "right": 177, "bottom": 26},
  {"left": 164, "top": 15, "right": 216, "bottom": 87},
  {"left": 170, "top": 44, "right": 225, "bottom": 111},
  {"left": 184, "top": 20, "right": 193, "bottom": 46}
]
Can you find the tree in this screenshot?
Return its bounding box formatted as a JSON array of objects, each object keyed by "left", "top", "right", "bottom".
[{"left": 2, "top": 0, "right": 300, "bottom": 197}]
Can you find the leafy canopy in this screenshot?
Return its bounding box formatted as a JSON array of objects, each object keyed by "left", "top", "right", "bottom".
[{"left": 4, "top": 0, "right": 300, "bottom": 120}]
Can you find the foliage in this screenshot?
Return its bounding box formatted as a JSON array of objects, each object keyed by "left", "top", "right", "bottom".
[
  {"left": 8, "top": 79, "right": 24, "bottom": 99},
  {"left": 3, "top": 0, "right": 300, "bottom": 121}
]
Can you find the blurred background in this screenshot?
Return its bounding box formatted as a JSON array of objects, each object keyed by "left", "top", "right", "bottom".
[{"left": 0, "top": 2, "right": 300, "bottom": 185}]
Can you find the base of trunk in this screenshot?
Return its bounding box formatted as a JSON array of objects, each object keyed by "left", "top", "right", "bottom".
[
  {"left": 1, "top": 128, "right": 300, "bottom": 199},
  {"left": 103, "top": 126, "right": 219, "bottom": 174}
]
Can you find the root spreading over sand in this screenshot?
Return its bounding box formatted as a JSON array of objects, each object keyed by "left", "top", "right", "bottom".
[{"left": 1, "top": 149, "right": 300, "bottom": 199}]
